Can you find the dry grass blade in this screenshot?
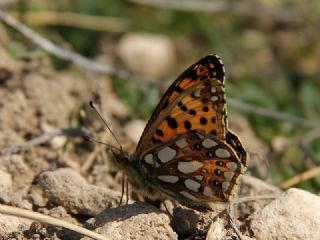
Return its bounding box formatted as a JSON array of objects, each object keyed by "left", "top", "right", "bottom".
[
  {"left": 0, "top": 204, "right": 109, "bottom": 240},
  {"left": 129, "top": 0, "right": 297, "bottom": 23},
  {"left": 228, "top": 98, "right": 320, "bottom": 129},
  {"left": 0, "top": 128, "right": 89, "bottom": 155},
  {"left": 279, "top": 166, "right": 320, "bottom": 189}
]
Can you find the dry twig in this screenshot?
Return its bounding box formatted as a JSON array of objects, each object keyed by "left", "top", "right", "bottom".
[
  {"left": 0, "top": 204, "right": 109, "bottom": 240},
  {"left": 279, "top": 166, "right": 320, "bottom": 189},
  {"left": 8, "top": 11, "right": 129, "bottom": 32},
  {"left": 0, "top": 9, "right": 147, "bottom": 83},
  {"left": 0, "top": 9, "right": 317, "bottom": 130},
  {"left": 228, "top": 98, "right": 320, "bottom": 129},
  {"left": 0, "top": 128, "right": 89, "bottom": 155},
  {"left": 128, "top": 0, "right": 297, "bottom": 24}
]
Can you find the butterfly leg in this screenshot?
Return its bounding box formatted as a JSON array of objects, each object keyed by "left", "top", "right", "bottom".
[
  {"left": 163, "top": 200, "right": 173, "bottom": 217},
  {"left": 124, "top": 178, "right": 129, "bottom": 214},
  {"left": 118, "top": 174, "right": 125, "bottom": 207}
]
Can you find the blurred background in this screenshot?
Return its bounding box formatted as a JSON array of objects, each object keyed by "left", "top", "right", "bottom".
[{"left": 0, "top": 0, "right": 319, "bottom": 194}]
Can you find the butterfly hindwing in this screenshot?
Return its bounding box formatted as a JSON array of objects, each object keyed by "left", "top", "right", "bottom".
[{"left": 140, "top": 131, "right": 242, "bottom": 203}]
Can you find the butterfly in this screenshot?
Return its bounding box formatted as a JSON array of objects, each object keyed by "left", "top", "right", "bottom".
[{"left": 110, "top": 54, "right": 247, "bottom": 206}]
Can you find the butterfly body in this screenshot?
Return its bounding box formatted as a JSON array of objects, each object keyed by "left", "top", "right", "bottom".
[{"left": 113, "top": 54, "right": 247, "bottom": 205}]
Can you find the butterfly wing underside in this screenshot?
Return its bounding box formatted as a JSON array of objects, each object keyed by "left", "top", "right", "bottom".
[
  {"left": 139, "top": 131, "right": 244, "bottom": 203},
  {"left": 130, "top": 54, "right": 247, "bottom": 204},
  {"left": 135, "top": 54, "right": 227, "bottom": 157}
]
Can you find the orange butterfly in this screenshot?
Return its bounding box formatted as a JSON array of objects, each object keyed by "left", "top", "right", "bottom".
[{"left": 110, "top": 54, "right": 247, "bottom": 205}]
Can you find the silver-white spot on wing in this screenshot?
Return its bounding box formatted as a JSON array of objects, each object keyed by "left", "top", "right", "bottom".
[
  {"left": 224, "top": 172, "right": 235, "bottom": 181},
  {"left": 176, "top": 138, "right": 187, "bottom": 148},
  {"left": 202, "top": 138, "right": 218, "bottom": 148},
  {"left": 211, "top": 96, "right": 218, "bottom": 102},
  {"left": 203, "top": 186, "right": 214, "bottom": 197},
  {"left": 177, "top": 161, "right": 203, "bottom": 174},
  {"left": 144, "top": 153, "right": 154, "bottom": 165},
  {"left": 215, "top": 148, "right": 231, "bottom": 158},
  {"left": 157, "top": 175, "right": 179, "bottom": 183},
  {"left": 193, "top": 89, "right": 201, "bottom": 98},
  {"left": 196, "top": 133, "right": 205, "bottom": 139},
  {"left": 158, "top": 147, "right": 177, "bottom": 163},
  {"left": 194, "top": 175, "right": 203, "bottom": 181},
  {"left": 211, "top": 86, "right": 216, "bottom": 93},
  {"left": 179, "top": 191, "right": 199, "bottom": 201},
  {"left": 226, "top": 162, "right": 238, "bottom": 171},
  {"left": 222, "top": 181, "right": 230, "bottom": 193},
  {"left": 184, "top": 179, "right": 201, "bottom": 192}
]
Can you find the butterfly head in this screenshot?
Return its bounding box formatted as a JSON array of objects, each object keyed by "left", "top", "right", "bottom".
[{"left": 109, "top": 147, "right": 130, "bottom": 170}]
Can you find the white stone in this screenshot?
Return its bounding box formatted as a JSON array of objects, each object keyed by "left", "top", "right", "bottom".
[
  {"left": 251, "top": 188, "right": 320, "bottom": 240},
  {"left": 116, "top": 33, "right": 176, "bottom": 80}
]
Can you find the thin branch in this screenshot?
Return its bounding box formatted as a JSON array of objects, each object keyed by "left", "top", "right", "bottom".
[
  {"left": 0, "top": 9, "right": 316, "bottom": 130},
  {"left": 279, "top": 166, "right": 320, "bottom": 189},
  {"left": 0, "top": 128, "right": 89, "bottom": 155},
  {"left": 8, "top": 11, "right": 129, "bottom": 33},
  {"left": 228, "top": 98, "right": 320, "bottom": 129},
  {"left": 226, "top": 210, "right": 243, "bottom": 240},
  {"left": 0, "top": 204, "right": 109, "bottom": 240},
  {"left": 128, "top": 0, "right": 297, "bottom": 24},
  {"left": 0, "top": 9, "right": 147, "bottom": 83}
]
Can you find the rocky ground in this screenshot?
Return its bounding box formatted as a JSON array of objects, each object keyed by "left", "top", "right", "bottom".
[{"left": 0, "top": 34, "right": 320, "bottom": 240}]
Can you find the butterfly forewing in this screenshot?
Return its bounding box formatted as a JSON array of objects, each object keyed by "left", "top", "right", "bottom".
[
  {"left": 140, "top": 131, "right": 242, "bottom": 203},
  {"left": 136, "top": 54, "right": 227, "bottom": 157}
]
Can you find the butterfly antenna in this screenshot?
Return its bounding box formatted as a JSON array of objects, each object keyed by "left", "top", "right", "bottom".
[
  {"left": 82, "top": 136, "right": 119, "bottom": 151},
  {"left": 89, "top": 101, "right": 123, "bottom": 150}
]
